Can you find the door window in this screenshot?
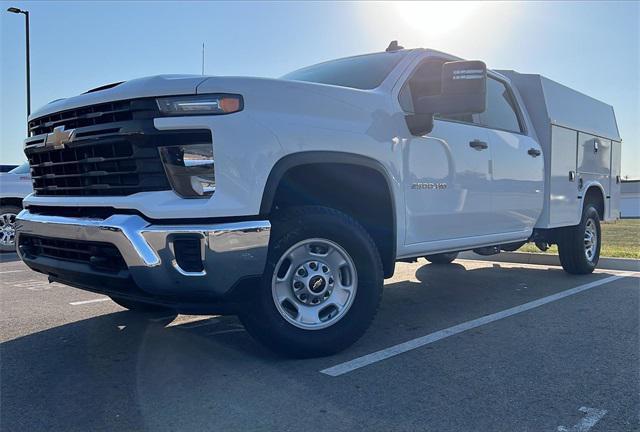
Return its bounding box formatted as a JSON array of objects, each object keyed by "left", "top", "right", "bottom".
[{"left": 478, "top": 78, "right": 523, "bottom": 133}]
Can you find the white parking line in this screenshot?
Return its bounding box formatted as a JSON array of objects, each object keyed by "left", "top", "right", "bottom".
[
  {"left": 69, "top": 297, "right": 110, "bottom": 306},
  {"left": 9, "top": 279, "right": 46, "bottom": 288},
  {"left": 0, "top": 270, "right": 25, "bottom": 274},
  {"left": 321, "top": 273, "right": 637, "bottom": 377},
  {"left": 557, "top": 406, "right": 607, "bottom": 432}
]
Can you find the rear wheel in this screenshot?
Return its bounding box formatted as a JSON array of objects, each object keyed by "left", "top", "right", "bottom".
[
  {"left": 241, "top": 206, "right": 383, "bottom": 358},
  {"left": 0, "top": 205, "right": 21, "bottom": 253},
  {"left": 557, "top": 204, "right": 601, "bottom": 274},
  {"left": 425, "top": 252, "right": 459, "bottom": 264},
  {"left": 110, "top": 296, "right": 175, "bottom": 314}
]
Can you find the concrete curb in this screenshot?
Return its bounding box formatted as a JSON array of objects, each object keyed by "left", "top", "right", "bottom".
[{"left": 459, "top": 251, "right": 640, "bottom": 272}]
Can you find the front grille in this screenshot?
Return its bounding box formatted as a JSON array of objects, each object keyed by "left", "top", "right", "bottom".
[
  {"left": 19, "top": 235, "right": 127, "bottom": 273},
  {"left": 26, "top": 98, "right": 212, "bottom": 197},
  {"left": 27, "top": 137, "right": 170, "bottom": 196},
  {"left": 28, "top": 100, "right": 134, "bottom": 136}
]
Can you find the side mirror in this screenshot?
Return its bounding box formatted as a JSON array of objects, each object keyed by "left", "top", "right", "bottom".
[
  {"left": 412, "top": 60, "right": 487, "bottom": 122},
  {"left": 438, "top": 60, "right": 487, "bottom": 114}
]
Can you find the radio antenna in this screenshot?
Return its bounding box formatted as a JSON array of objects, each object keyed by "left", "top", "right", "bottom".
[{"left": 201, "top": 42, "right": 205, "bottom": 75}]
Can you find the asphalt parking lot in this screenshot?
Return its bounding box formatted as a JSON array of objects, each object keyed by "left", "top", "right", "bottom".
[{"left": 1, "top": 253, "right": 638, "bottom": 432}]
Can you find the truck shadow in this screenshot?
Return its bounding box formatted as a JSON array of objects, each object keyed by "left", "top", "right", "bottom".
[{"left": 0, "top": 262, "right": 619, "bottom": 431}]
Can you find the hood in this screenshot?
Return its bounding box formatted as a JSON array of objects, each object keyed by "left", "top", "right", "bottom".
[
  {"left": 30, "top": 74, "right": 387, "bottom": 122},
  {"left": 196, "top": 75, "right": 386, "bottom": 114},
  {"left": 29, "top": 75, "right": 209, "bottom": 120}
]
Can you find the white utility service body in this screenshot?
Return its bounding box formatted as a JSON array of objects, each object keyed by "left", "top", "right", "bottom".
[
  {"left": 15, "top": 46, "right": 621, "bottom": 356},
  {"left": 499, "top": 70, "right": 622, "bottom": 227}
]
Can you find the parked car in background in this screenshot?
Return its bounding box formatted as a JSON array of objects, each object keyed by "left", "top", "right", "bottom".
[{"left": 0, "top": 163, "right": 32, "bottom": 252}]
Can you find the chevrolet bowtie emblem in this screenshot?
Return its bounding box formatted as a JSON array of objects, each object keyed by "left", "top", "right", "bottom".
[{"left": 45, "top": 125, "right": 76, "bottom": 149}]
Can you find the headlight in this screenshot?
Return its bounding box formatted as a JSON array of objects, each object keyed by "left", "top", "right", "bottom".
[
  {"left": 159, "top": 143, "right": 215, "bottom": 198},
  {"left": 156, "top": 94, "right": 243, "bottom": 115}
]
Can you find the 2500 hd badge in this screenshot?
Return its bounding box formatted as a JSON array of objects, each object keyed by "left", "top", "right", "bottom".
[{"left": 411, "top": 182, "right": 448, "bottom": 190}]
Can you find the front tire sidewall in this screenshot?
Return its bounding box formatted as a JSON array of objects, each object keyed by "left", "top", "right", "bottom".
[{"left": 242, "top": 207, "right": 383, "bottom": 357}]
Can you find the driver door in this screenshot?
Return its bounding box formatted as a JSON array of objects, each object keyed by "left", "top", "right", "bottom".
[{"left": 400, "top": 58, "right": 495, "bottom": 247}]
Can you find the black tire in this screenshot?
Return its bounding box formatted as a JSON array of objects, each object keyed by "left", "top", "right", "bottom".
[
  {"left": 0, "top": 205, "right": 21, "bottom": 253},
  {"left": 557, "top": 204, "right": 601, "bottom": 275},
  {"left": 425, "top": 252, "right": 459, "bottom": 264},
  {"left": 110, "top": 296, "right": 175, "bottom": 314},
  {"left": 240, "top": 206, "right": 384, "bottom": 358}
]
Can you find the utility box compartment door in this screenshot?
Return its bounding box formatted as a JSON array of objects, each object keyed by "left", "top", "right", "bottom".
[
  {"left": 549, "top": 125, "right": 580, "bottom": 227},
  {"left": 578, "top": 132, "right": 611, "bottom": 176},
  {"left": 577, "top": 132, "right": 611, "bottom": 196}
]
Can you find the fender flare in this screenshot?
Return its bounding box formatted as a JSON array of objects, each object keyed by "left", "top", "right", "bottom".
[
  {"left": 259, "top": 151, "right": 396, "bottom": 216},
  {"left": 259, "top": 151, "right": 397, "bottom": 275},
  {"left": 579, "top": 180, "right": 607, "bottom": 219}
]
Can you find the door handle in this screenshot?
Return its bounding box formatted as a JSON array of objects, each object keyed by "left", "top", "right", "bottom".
[
  {"left": 469, "top": 139, "right": 488, "bottom": 150},
  {"left": 527, "top": 148, "right": 541, "bottom": 157}
]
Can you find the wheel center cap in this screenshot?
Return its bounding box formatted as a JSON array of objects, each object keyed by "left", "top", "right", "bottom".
[{"left": 308, "top": 275, "right": 326, "bottom": 294}]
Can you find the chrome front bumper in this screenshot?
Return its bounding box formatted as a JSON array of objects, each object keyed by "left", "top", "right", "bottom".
[{"left": 15, "top": 210, "right": 270, "bottom": 297}]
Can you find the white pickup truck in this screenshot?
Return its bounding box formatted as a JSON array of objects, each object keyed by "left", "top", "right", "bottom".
[
  {"left": 16, "top": 44, "right": 621, "bottom": 357},
  {"left": 0, "top": 163, "right": 32, "bottom": 252}
]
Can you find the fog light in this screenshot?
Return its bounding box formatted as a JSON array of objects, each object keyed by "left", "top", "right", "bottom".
[
  {"left": 159, "top": 143, "right": 215, "bottom": 198},
  {"left": 174, "top": 236, "right": 204, "bottom": 273}
]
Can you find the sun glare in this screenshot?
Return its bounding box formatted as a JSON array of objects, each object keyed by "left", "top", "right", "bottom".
[{"left": 395, "top": 1, "right": 481, "bottom": 37}]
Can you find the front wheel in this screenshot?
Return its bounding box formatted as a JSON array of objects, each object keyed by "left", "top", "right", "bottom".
[
  {"left": 557, "top": 204, "right": 601, "bottom": 274},
  {"left": 240, "top": 206, "right": 383, "bottom": 358}
]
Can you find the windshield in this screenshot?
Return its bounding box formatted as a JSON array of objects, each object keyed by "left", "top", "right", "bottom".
[
  {"left": 8, "top": 162, "right": 30, "bottom": 174},
  {"left": 282, "top": 51, "right": 408, "bottom": 90}
]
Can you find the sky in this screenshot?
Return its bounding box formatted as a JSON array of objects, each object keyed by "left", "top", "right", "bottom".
[{"left": 1, "top": 1, "right": 638, "bottom": 177}]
